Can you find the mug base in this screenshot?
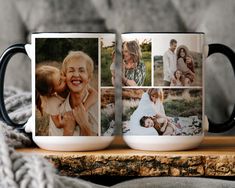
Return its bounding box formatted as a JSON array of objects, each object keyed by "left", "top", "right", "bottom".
[
  {"left": 33, "top": 136, "right": 115, "bottom": 151},
  {"left": 123, "top": 135, "right": 204, "bottom": 151}
]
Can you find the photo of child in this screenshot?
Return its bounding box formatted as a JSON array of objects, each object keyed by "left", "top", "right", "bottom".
[
  {"left": 153, "top": 35, "right": 202, "bottom": 87},
  {"left": 140, "top": 114, "right": 177, "bottom": 135},
  {"left": 35, "top": 38, "right": 99, "bottom": 136},
  {"left": 170, "top": 70, "right": 184, "bottom": 86},
  {"left": 36, "top": 64, "right": 97, "bottom": 136},
  {"left": 176, "top": 45, "right": 196, "bottom": 86},
  {"left": 122, "top": 88, "right": 202, "bottom": 136}
]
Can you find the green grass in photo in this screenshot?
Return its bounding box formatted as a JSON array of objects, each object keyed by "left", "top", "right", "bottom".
[
  {"left": 122, "top": 89, "right": 202, "bottom": 122},
  {"left": 154, "top": 62, "right": 164, "bottom": 86},
  {"left": 164, "top": 97, "right": 202, "bottom": 119},
  {"left": 142, "top": 51, "right": 151, "bottom": 86},
  {"left": 101, "top": 47, "right": 114, "bottom": 86}
]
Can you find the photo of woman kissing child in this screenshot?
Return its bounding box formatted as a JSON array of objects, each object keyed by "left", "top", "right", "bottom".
[{"left": 36, "top": 51, "right": 98, "bottom": 136}]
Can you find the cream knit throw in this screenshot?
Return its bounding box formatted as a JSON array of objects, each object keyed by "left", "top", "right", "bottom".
[{"left": 0, "top": 87, "right": 105, "bottom": 188}]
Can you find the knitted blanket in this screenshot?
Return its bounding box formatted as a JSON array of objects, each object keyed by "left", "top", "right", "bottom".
[{"left": 0, "top": 88, "right": 105, "bottom": 188}]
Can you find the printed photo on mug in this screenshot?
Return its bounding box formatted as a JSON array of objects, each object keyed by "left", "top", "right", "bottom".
[
  {"left": 153, "top": 35, "right": 203, "bottom": 87},
  {"left": 121, "top": 36, "right": 152, "bottom": 86},
  {"left": 100, "top": 36, "right": 116, "bottom": 136},
  {"left": 101, "top": 36, "right": 116, "bottom": 87},
  {"left": 122, "top": 88, "right": 202, "bottom": 136},
  {"left": 0, "top": 33, "right": 116, "bottom": 150},
  {"left": 35, "top": 37, "right": 99, "bottom": 136},
  {"left": 101, "top": 88, "right": 115, "bottom": 136},
  {"left": 121, "top": 32, "right": 235, "bottom": 151}
]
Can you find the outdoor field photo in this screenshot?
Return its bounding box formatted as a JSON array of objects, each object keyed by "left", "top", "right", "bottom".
[
  {"left": 153, "top": 35, "right": 203, "bottom": 87},
  {"left": 154, "top": 52, "right": 202, "bottom": 86},
  {"left": 101, "top": 37, "right": 115, "bottom": 86},
  {"left": 122, "top": 88, "right": 202, "bottom": 136},
  {"left": 122, "top": 38, "right": 152, "bottom": 86},
  {"left": 101, "top": 88, "right": 115, "bottom": 136}
]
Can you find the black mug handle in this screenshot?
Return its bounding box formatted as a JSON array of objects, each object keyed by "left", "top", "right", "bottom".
[
  {"left": 207, "top": 44, "right": 235, "bottom": 133},
  {"left": 0, "top": 44, "right": 28, "bottom": 129}
]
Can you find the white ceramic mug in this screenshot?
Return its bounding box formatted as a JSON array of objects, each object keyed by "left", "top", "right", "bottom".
[
  {"left": 121, "top": 33, "right": 235, "bottom": 151},
  {"left": 0, "top": 33, "right": 116, "bottom": 151}
]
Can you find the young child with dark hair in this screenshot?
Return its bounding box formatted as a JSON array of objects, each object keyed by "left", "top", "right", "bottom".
[{"left": 140, "top": 114, "right": 176, "bottom": 135}]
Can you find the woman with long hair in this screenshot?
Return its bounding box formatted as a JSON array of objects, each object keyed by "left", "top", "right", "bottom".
[
  {"left": 122, "top": 40, "right": 146, "bottom": 86},
  {"left": 176, "top": 45, "right": 195, "bottom": 86}
]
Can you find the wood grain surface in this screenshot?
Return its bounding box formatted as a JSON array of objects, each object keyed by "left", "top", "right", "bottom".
[{"left": 17, "top": 136, "right": 235, "bottom": 176}]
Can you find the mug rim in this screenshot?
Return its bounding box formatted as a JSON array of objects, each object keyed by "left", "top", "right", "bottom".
[
  {"left": 32, "top": 32, "right": 205, "bottom": 34},
  {"left": 122, "top": 32, "right": 205, "bottom": 34},
  {"left": 32, "top": 32, "right": 116, "bottom": 35}
]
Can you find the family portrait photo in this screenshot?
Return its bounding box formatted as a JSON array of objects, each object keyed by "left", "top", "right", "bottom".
[
  {"left": 153, "top": 35, "right": 203, "bottom": 87},
  {"left": 122, "top": 37, "right": 151, "bottom": 86},
  {"left": 101, "top": 36, "right": 116, "bottom": 86},
  {"left": 122, "top": 88, "right": 202, "bottom": 136},
  {"left": 35, "top": 38, "right": 99, "bottom": 136}
]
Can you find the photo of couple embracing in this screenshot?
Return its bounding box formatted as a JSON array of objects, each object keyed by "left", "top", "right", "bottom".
[
  {"left": 35, "top": 38, "right": 98, "bottom": 136},
  {"left": 154, "top": 36, "right": 202, "bottom": 87}
]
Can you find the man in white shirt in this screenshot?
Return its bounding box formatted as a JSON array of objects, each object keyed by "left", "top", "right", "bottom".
[{"left": 163, "top": 39, "right": 177, "bottom": 86}]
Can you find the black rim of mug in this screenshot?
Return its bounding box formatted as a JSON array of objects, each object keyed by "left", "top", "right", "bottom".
[{"left": 0, "top": 44, "right": 27, "bottom": 128}]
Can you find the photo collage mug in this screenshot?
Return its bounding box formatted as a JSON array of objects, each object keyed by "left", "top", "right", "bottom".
[
  {"left": 121, "top": 33, "right": 235, "bottom": 150},
  {"left": 0, "top": 33, "right": 115, "bottom": 151},
  {"left": 0, "top": 32, "right": 234, "bottom": 151}
]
